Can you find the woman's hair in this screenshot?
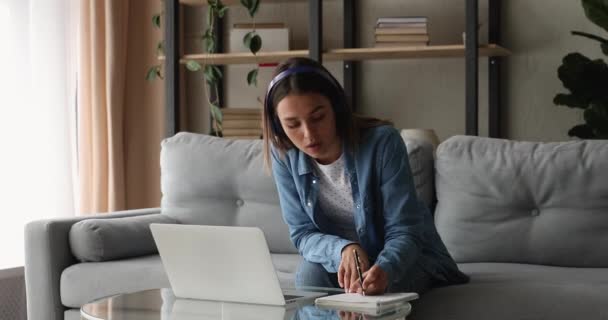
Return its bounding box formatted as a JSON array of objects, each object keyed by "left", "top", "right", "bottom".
[{"left": 262, "top": 57, "right": 391, "bottom": 170}]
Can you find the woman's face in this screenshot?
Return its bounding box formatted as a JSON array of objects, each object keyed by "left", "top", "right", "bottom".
[{"left": 276, "top": 93, "right": 341, "bottom": 164}]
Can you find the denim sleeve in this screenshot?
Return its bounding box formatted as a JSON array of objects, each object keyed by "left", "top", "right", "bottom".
[
  {"left": 373, "top": 129, "right": 425, "bottom": 285},
  {"left": 271, "top": 149, "right": 355, "bottom": 273}
]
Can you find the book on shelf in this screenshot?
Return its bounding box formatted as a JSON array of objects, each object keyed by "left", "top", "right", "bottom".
[
  {"left": 222, "top": 119, "right": 262, "bottom": 130},
  {"left": 221, "top": 108, "right": 262, "bottom": 115},
  {"left": 222, "top": 128, "right": 263, "bottom": 137},
  {"left": 377, "top": 22, "right": 427, "bottom": 28},
  {"left": 375, "top": 27, "right": 428, "bottom": 35},
  {"left": 223, "top": 135, "right": 262, "bottom": 140},
  {"left": 377, "top": 16, "right": 427, "bottom": 24},
  {"left": 375, "top": 34, "right": 430, "bottom": 43},
  {"left": 374, "top": 42, "right": 429, "bottom": 48}
]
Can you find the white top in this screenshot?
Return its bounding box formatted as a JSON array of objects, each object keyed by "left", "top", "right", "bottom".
[{"left": 312, "top": 153, "right": 358, "bottom": 242}]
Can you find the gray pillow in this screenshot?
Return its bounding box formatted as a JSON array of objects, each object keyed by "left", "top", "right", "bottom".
[{"left": 69, "top": 213, "right": 179, "bottom": 262}]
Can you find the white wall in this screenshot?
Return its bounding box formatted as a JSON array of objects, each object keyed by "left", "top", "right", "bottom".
[{"left": 183, "top": 0, "right": 603, "bottom": 142}]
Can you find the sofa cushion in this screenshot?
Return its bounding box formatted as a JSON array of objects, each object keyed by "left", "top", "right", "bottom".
[
  {"left": 401, "top": 136, "right": 435, "bottom": 209},
  {"left": 60, "top": 253, "right": 301, "bottom": 308},
  {"left": 434, "top": 136, "right": 608, "bottom": 267},
  {"left": 161, "top": 133, "right": 297, "bottom": 254},
  {"left": 60, "top": 255, "right": 170, "bottom": 308},
  {"left": 69, "top": 213, "right": 179, "bottom": 262},
  {"left": 412, "top": 263, "right": 608, "bottom": 320}
]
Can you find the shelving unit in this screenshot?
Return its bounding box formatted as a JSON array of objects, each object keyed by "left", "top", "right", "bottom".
[{"left": 163, "top": 0, "right": 509, "bottom": 137}]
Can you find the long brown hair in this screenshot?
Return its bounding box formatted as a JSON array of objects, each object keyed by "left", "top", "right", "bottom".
[{"left": 262, "top": 57, "right": 391, "bottom": 171}]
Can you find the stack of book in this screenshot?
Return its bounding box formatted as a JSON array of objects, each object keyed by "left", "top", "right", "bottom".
[
  {"left": 221, "top": 108, "right": 263, "bottom": 140},
  {"left": 374, "top": 16, "right": 430, "bottom": 47}
]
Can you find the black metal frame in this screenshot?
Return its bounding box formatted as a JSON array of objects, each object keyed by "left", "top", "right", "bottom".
[
  {"left": 488, "top": 0, "right": 502, "bottom": 138},
  {"left": 165, "top": 0, "right": 180, "bottom": 137},
  {"left": 343, "top": 0, "right": 357, "bottom": 111},
  {"left": 465, "top": 0, "right": 479, "bottom": 136},
  {"left": 165, "top": 0, "right": 502, "bottom": 138}
]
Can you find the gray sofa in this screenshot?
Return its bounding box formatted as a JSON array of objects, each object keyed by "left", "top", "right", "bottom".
[{"left": 24, "top": 132, "right": 608, "bottom": 320}]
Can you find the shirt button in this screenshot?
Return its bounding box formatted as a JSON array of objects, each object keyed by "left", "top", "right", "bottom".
[
  {"left": 307, "top": 201, "right": 312, "bottom": 207},
  {"left": 356, "top": 204, "right": 361, "bottom": 209},
  {"left": 312, "top": 179, "right": 317, "bottom": 184}
]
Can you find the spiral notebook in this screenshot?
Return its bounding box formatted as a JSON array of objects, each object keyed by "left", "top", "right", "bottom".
[{"left": 315, "top": 292, "right": 418, "bottom": 315}]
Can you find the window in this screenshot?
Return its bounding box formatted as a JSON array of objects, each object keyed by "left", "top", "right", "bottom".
[{"left": 0, "top": 0, "right": 77, "bottom": 269}]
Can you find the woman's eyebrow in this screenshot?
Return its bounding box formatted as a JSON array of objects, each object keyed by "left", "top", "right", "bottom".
[{"left": 283, "top": 106, "right": 325, "bottom": 121}]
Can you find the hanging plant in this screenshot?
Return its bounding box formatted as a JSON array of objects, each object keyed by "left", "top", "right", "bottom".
[{"left": 147, "top": 0, "right": 263, "bottom": 136}]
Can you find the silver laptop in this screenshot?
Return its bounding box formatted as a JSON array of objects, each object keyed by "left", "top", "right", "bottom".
[{"left": 150, "top": 224, "right": 327, "bottom": 306}]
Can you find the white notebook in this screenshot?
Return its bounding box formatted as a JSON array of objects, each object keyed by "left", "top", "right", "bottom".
[{"left": 315, "top": 292, "right": 418, "bottom": 315}]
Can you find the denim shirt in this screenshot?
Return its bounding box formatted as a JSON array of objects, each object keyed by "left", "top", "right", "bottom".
[{"left": 271, "top": 125, "right": 468, "bottom": 286}]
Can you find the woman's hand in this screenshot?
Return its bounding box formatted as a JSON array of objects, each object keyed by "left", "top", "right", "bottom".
[
  {"left": 338, "top": 244, "right": 370, "bottom": 293},
  {"left": 360, "top": 265, "right": 388, "bottom": 295}
]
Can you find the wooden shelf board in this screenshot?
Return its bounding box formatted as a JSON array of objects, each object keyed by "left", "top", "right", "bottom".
[
  {"left": 158, "top": 45, "right": 510, "bottom": 65},
  {"left": 180, "top": 0, "right": 305, "bottom": 6}
]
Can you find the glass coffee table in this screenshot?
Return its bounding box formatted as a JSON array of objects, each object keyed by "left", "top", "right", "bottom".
[{"left": 80, "top": 287, "right": 411, "bottom": 320}]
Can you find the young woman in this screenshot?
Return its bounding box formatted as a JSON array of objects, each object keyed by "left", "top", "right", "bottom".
[{"left": 263, "top": 57, "right": 468, "bottom": 295}]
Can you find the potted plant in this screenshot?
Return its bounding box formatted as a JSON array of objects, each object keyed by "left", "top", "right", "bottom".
[{"left": 554, "top": 0, "right": 608, "bottom": 139}]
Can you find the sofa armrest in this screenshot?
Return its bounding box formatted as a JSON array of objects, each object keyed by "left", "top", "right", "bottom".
[{"left": 24, "top": 207, "right": 161, "bottom": 320}]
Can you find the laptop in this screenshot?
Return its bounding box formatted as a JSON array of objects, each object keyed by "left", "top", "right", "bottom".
[{"left": 150, "top": 224, "right": 327, "bottom": 306}]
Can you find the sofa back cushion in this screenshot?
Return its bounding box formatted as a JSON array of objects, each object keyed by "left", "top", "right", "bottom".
[
  {"left": 434, "top": 135, "right": 608, "bottom": 267},
  {"left": 160, "top": 132, "right": 435, "bottom": 254}
]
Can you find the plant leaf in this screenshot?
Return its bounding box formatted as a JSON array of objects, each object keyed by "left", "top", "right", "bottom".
[
  {"left": 568, "top": 124, "right": 596, "bottom": 139},
  {"left": 554, "top": 93, "right": 589, "bottom": 109},
  {"left": 210, "top": 103, "right": 224, "bottom": 124},
  {"left": 204, "top": 65, "right": 218, "bottom": 84},
  {"left": 186, "top": 60, "right": 202, "bottom": 72},
  {"left": 146, "top": 66, "right": 160, "bottom": 80},
  {"left": 249, "top": 34, "right": 262, "bottom": 54},
  {"left": 218, "top": 6, "right": 229, "bottom": 18},
  {"left": 152, "top": 14, "right": 161, "bottom": 28},
  {"left": 211, "top": 65, "right": 223, "bottom": 81},
  {"left": 247, "top": 68, "right": 259, "bottom": 86},
  {"left": 249, "top": 0, "right": 260, "bottom": 17},
  {"left": 584, "top": 102, "right": 608, "bottom": 135},
  {"left": 156, "top": 41, "right": 164, "bottom": 55},
  {"left": 582, "top": 0, "right": 608, "bottom": 33},
  {"left": 555, "top": 52, "right": 608, "bottom": 108},
  {"left": 243, "top": 31, "right": 254, "bottom": 48},
  {"left": 240, "top": 0, "right": 252, "bottom": 9},
  {"left": 602, "top": 42, "right": 608, "bottom": 56}
]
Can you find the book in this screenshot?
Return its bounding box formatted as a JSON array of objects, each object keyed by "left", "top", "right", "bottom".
[
  {"left": 377, "top": 16, "right": 428, "bottom": 24},
  {"left": 375, "top": 27, "right": 428, "bottom": 35},
  {"left": 222, "top": 119, "right": 262, "bottom": 129},
  {"left": 375, "top": 34, "right": 430, "bottom": 43},
  {"left": 314, "top": 292, "right": 418, "bottom": 315},
  {"left": 374, "top": 42, "right": 429, "bottom": 48},
  {"left": 222, "top": 128, "right": 263, "bottom": 136},
  {"left": 377, "top": 22, "right": 427, "bottom": 29}
]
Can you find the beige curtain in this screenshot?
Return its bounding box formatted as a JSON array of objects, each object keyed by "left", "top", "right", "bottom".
[{"left": 78, "top": 0, "right": 164, "bottom": 215}]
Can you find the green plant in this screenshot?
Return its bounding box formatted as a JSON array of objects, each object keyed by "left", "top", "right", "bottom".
[
  {"left": 554, "top": 0, "right": 608, "bottom": 139},
  {"left": 147, "top": 0, "right": 263, "bottom": 135}
]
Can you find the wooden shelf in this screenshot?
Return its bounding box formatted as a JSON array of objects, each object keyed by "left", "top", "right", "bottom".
[
  {"left": 159, "top": 44, "right": 510, "bottom": 65},
  {"left": 180, "top": 0, "right": 306, "bottom": 6}
]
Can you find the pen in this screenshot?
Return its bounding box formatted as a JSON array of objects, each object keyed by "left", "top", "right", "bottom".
[{"left": 353, "top": 249, "right": 366, "bottom": 296}]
